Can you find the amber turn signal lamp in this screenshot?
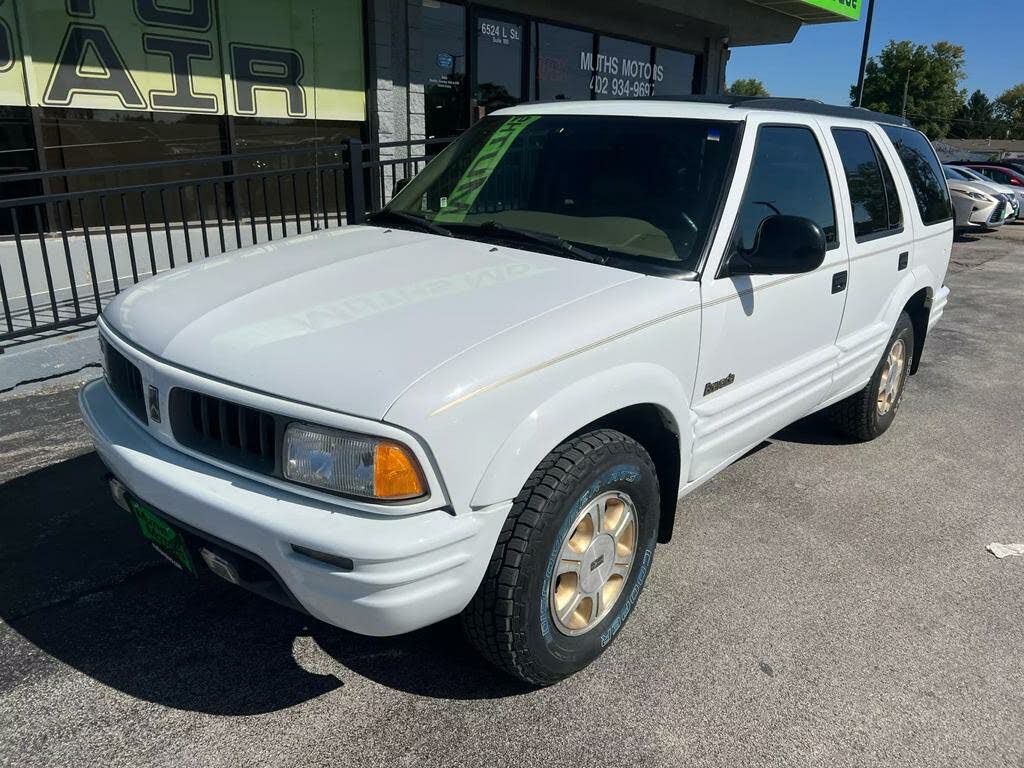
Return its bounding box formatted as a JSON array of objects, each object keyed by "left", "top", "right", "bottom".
[{"left": 374, "top": 441, "right": 426, "bottom": 500}]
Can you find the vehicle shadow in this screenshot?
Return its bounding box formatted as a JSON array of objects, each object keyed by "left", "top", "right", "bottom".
[
  {"left": 0, "top": 453, "right": 528, "bottom": 717},
  {"left": 770, "top": 410, "right": 858, "bottom": 446}
]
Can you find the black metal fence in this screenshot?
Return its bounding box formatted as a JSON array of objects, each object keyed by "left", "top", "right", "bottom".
[{"left": 0, "top": 136, "right": 453, "bottom": 350}]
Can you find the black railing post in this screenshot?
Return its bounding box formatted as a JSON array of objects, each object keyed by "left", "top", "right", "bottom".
[{"left": 343, "top": 139, "right": 366, "bottom": 224}]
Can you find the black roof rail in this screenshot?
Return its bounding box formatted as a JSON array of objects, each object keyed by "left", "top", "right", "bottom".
[{"left": 642, "top": 94, "right": 912, "bottom": 128}]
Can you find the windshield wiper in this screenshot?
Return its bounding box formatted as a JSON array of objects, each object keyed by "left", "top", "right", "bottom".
[
  {"left": 473, "top": 221, "right": 608, "bottom": 266},
  {"left": 365, "top": 209, "right": 452, "bottom": 237}
]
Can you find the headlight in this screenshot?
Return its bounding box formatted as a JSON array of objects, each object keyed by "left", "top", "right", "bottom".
[
  {"left": 953, "top": 189, "right": 993, "bottom": 202},
  {"left": 283, "top": 423, "right": 427, "bottom": 500}
]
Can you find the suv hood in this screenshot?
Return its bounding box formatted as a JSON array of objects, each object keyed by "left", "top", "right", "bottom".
[{"left": 103, "top": 226, "right": 641, "bottom": 418}]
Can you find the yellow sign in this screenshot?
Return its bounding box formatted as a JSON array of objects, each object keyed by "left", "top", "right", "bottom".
[
  {"left": 0, "top": 0, "right": 26, "bottom": 107},
  {"left": 4, "top": 0, "right": 365, "bottom": 121}
]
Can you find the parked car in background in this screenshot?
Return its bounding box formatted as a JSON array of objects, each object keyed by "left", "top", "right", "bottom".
[
  {"left": 955, "top": 162, "right": 1024, "bottom": 190},
  {"left": 952, "top": 158, "right": 1024, "bottom": 178},
  {"left": 949, "top": 164, "right": 1024, "bottom": 214},
  {"left": 80, "top": 98, "right": 953, "bottom": 685},
  {"left": 944, "top": 170, "right": 1011, "bottom": 233}
]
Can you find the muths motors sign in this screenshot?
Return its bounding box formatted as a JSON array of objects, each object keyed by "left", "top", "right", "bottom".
[{"left": 0, "top": 0, "right": 365, "bottom": 121}]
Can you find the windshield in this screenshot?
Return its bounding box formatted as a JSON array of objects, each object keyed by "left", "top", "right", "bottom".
[
  {"left": 957, "top": 167, "right": 988, "bottom": 183},
  {"left": 944, "top": 166, "right": 971, "bottom": 181},
  {"left": 383, "top": 114, "right": 740, "bottom": 273}
]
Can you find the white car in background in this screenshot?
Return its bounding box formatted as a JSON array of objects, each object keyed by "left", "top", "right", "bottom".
[
  {"left": 80, "top": 98, "right": 953, "bottom": 685},
  {"left": 943, "top": 166, "right": 1013, "bottom": 232},
  {"left": 947, "top": 164, "right": 1024, "bottom": 217}
]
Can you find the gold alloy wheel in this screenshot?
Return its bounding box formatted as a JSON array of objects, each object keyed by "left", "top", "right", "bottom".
[
  {"left": 549, "top": 491, "right": 638, "bottom": 637},
  {"left": 877, "top": 338, "right": 907, "bottom": 416}
]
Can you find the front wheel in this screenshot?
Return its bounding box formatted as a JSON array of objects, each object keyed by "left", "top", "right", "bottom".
[
  {"left": 462, "top": 429, "right": 660, "bottom": 686},
  {"left": 830, "top": 312, "right": 915, "bottom": 441}
]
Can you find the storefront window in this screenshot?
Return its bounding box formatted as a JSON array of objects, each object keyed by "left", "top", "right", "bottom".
[
  {"left": 653, "top": 48, "right": 698, "bottom": 97},
  {"left": 474, "top": 14, "right": 524, "bottom": 117},
  {"left": 421, "top": 1, "right": 467, "bottom": 139},
  {"left": 231, "top": 117, "right": 358, "bottom": 221},
  {"left": 34, "top": 110, "right": 359, "bottom": 229},
  {"left": 0, "top": 106, "right": 41, "bottom": 235},
  {"left": 39, "top": 108, "right": 225, "bottom": 228},
  {"left": 594, "top": 36, "right": 653, "bottom": 99},
  {"left": 534, "top": 23, "right": 594, "bottom": 102}
]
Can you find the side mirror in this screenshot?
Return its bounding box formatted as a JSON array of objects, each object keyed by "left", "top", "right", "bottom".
[
  {"left": 726, "top": 215, "right": 826, "bottom": 277},
  {"left": 393, "top": 177, "right": 411, "bottom": 194}
]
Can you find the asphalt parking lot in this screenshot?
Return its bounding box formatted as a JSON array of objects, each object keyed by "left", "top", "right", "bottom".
[{"left": 1, "top": 227, "right": 1022, "bottom": 768}]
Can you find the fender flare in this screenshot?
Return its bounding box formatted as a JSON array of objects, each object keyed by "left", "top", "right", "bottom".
[
  {"left": 469, "top": 362, "right": 693, "bottom": 512},
  {"left": 888, "top": 266, "right": 937, "bottom": 371}
]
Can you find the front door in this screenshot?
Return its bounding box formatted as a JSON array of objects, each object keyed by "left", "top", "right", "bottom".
[{"left": 689, "top": 118, "right": 850, "bottom": 481}]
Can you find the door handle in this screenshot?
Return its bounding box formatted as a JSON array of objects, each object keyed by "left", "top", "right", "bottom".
[
  {"left": 898, "top": 252, "right": 909, "bottom": 271},
  {"left": 831, "top": 270, "right": 848, "bottom": 294}
]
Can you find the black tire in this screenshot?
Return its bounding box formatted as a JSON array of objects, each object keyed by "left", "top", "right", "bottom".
[
  {"left": 830, "top": 312, "right": 915, "bottom": 441},
  {"left": 462, "top": 429, "right": 660, "bottom": 686}
]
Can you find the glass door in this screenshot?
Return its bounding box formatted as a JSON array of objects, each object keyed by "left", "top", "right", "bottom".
[
  {"left": 471, "top": 8, "right": 527, "bottom": 121},
  {"left": 421, "top": 1, "right": 469, "bottom": 140}
]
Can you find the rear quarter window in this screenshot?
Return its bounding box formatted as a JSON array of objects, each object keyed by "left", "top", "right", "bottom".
[{"left": 881, "top": 126, "right": 953, "bottom": 226}]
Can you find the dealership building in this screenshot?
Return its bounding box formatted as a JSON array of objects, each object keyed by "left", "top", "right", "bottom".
[{"left": 0, "top": 0, "right": 861, "bottom": 184}]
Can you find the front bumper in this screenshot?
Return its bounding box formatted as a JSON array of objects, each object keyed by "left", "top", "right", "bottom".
[
  {"left": 79, "top": 379, "right": 510, "bottom": 636},
  {"left": 967, "top": 202, "right": 1005, "bottom": 226}
]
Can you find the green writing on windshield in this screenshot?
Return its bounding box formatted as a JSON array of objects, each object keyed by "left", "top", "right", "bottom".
[{"left": 434, "top": 115, "right": 540, "bottom": 223}]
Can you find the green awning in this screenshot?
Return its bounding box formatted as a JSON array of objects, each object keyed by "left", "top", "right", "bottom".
[{"left": 746, "top": 0, "right": 861, "bottom": 23}]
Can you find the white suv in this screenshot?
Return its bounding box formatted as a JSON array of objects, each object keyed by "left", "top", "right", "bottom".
[{"left": 80, "top": 98, "right": 953, "bottom": 685}]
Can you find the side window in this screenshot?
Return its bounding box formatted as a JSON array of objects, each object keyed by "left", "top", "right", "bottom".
[
  {"left": 880, "top": 144, "right": 904, "bottom": 230},
  {"left": 832, "top": 128, "right": 903, "bottom": 240},
  {"left": 734, "top": 125, "right": 837, "bottom": 254},
  {"left": 991, "top": 169, "right": 1012, "bottom": 184},
  {"left": 882, "top": 126, "right": 954, "bottom": 225}
]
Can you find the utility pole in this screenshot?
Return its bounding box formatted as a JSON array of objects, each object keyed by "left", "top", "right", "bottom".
[
  {"left": 901, "top": 69, "right": 910, "bottom": 118},
  {"left": 855, "top": 0, "right": 876, "bottom": 107}
]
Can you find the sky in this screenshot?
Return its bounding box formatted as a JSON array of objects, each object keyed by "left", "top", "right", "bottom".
[{"left": 728, "top": 2, "right": 1024, "bottom": 105}]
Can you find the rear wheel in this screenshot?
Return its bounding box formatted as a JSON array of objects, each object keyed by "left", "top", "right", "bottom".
[
  {"left": 830, "top": 312, "right": 915, "bottom": 441},
  {"left": 462, "top": 429, "right": 659, "bottom": 686}
]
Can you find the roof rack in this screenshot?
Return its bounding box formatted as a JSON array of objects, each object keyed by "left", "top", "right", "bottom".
[{"left": 643, "top": 94, "right": 912, "bottom": 128}]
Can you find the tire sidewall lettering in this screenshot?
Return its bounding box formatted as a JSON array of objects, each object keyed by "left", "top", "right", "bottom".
[
  {"left": 601, "top": 548, "right": 652, "bottom": 648},
  {"left": 539, "top": 463, "right": 641, "bottom": 640}
]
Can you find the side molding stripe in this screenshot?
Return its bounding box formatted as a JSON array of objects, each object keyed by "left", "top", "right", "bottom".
[{"left": 429, "top": 250, "right": 888, "bottom": 416}]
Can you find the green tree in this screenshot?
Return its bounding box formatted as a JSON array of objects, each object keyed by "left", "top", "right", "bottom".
[
  {"left": 949, "top": 90, "right": 1001, "bottom": 139},
  {"left": 995, "top": 84, "right": 1024, "bottom": 139},
  {"left": 728, "top": 78, "right": 770, "bottom": 97},
  {"left": 851, "top": 40, "right": 966, "bottom": 139}
]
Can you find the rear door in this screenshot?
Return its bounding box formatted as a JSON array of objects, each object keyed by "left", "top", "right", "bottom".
[
  {"left": 880, "top": 125, "right": 955, "bottom": 325},
  {"left": 690, "top": 116, "right": 850, "bottom": 481},
  {"left": 824, "top": 123, "right": 913, "bottom": 400}
]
